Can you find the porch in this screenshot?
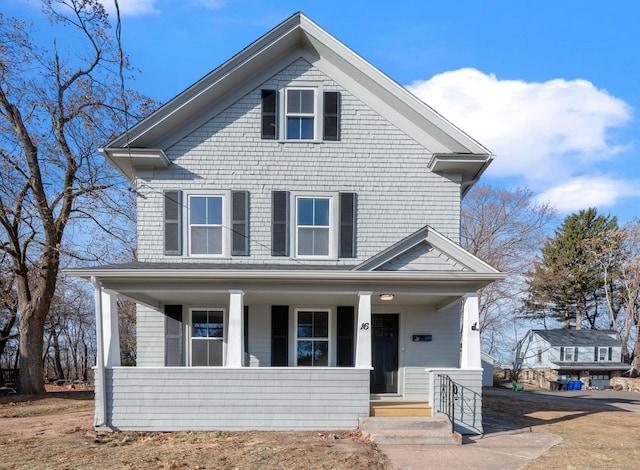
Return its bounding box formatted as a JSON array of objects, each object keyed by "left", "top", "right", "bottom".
[{"left": 66, "top": 264, "right": 496, "bottom": 433}]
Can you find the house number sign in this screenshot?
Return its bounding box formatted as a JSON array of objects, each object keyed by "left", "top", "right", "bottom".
[{"left": 360, "top": 322, "right": 370, "bottom": 330}]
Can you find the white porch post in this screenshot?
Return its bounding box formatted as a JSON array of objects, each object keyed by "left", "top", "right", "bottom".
[
  {"left": 226, "top": 289, "right": 245, "bottom": 367},
  {"left": 91, "top": 277, "right": 107, "bottom": 427},
  {"left": 355, "top": 291, "right": 372, "bottom": 368},
  {"left": 460, "top": 292, "right": 481, "bottom": 369},
  {"left": 101, "top": 290, "right": 121, "bottom": 367}
]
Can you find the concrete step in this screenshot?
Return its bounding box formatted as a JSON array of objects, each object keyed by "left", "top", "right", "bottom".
[
  {"left": 360, "top": 416, "right": 451, "bottom": 431},
  {"left": 366, "top": 429, "right": 462, "bottom": 445},
  {"left": 359, "top": 417, "right": 461, "bottom": 445}
]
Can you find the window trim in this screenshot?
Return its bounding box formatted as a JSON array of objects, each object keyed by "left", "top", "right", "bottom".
[
  {"left": 292, "top": 192, "right": 338, "bottom": 259},
  {"left": 598, "top": 347, "right": 609, "bottom": 362},
  {"left": 562, "top": 346, "right": 575, "bottom": 362},
  {"left": 185, "top": 191, "right": 230, "bottom": 258},
  {"left": 188, "top": 307, "right": 226, "bottom": 367},
  {"left": 285, "top": 87, "right": 317, "bottom": 140},
  {"left": 294, "top": 308, "right": 331, "bottom": 367}
]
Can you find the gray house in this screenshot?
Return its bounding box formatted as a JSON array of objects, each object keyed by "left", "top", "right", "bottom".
[
  {"left": 514, "top": 329, "right": 629, "bottom": 389},
  {"left": 68, "top": 13, "right": 503, "bottom": 434}
]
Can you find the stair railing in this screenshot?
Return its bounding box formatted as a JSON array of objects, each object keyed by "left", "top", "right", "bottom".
[{"left": 436, "top": 374, "right": 458, "bottom": 432}]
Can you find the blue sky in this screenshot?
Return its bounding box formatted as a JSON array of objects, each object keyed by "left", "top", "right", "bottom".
[{"left": 8, "top": 0, "right": 640, "bottom": 223}]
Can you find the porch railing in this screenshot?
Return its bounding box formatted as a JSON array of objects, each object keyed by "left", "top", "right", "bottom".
[{"left": 436, "top": 374, "right": 458, "bottom": 432}]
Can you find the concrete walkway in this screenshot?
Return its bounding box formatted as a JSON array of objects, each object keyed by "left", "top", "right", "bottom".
[
  {"left": 379, "top": 424, "right": 561, "bottom": 470},
  {"left": 379, "top": 387, "right": 640, "bottom": 470}
]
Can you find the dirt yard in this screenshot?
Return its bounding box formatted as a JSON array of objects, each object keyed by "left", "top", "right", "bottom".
[
  {"left": 1, "top": 388, "right": 640, "bottom": 469},
  {"left": 0, "top": 391, "right": 388, "bottom": 470}
]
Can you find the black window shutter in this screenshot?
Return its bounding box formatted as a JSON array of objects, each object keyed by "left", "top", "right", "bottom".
[
  {"left": 608, "top": 347, "right": 612, "bottom": 361},
  {"left": 271, "top": 305, "right": 289, "bottom": 366},
  {"left": 244, "top": 306, "right": 249, "bottom": 356},
  {"left": 336, "top": 306, "right": 355, "bottom": 367},
  {"left": 272, "top": 191, "right": 289, "bottom": 256},
  {"left": 574, "top": 347, "right": 578, "bottom": 361},
  {"left": 339, "top": 192, "right": 356, "bottom": 258},
  {"left": 232, "top": 190, "right": 249, "bottom": 256},
  {"left": 262, "top": 90, "right": 278, "bottom": 139},
  {"left": 165, "top": 305, "right": 184, "bottom": 366},
  {"left": 594, "top": 347, "right": 598, "bottom": 361},
  {"left": 323, "top": 91, "right": 340, "bottom": 141},
  {"left": 560, "top": 347, "right": 564, "bottom": 361},
  {"left": 164, "top": 190, "right": 182, "bottom": 255}
]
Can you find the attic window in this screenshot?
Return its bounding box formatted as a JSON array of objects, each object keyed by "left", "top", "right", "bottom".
[
  {"left": 261, "top": 89, "right": 341, "bottom": 141},
  {"left": 286, "top": 89, "right": 315, "bottom": 139}
]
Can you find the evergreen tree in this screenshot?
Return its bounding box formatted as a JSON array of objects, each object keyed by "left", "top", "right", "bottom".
[{"left": 521, "top": 208, "right": 617, "bottom": 329}]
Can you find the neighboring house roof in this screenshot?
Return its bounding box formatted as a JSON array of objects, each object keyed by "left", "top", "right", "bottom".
[
  {"left": 551, "top": 361, "right": 630, "bottom": 371},
  {"left": 532, "top": 329, "right": 621, "bottom": 347},
  {"left": 100, "top": 12, "right": 492, "bottom": 194}
]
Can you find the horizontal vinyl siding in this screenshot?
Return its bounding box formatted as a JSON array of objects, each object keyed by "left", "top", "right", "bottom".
[
  {"left": 137, "top": 59, "right": 461, "bottom": 264},
  {"left": 136, "top": 305, "right": 165, "bottom": 366},
  {"left": 248, "top": 304, "right": 271, "bottom": 366},
  {"left": 403, "top": 367, "right": 430, "bottom": 400},
  {"left": 104, "top": 367, "right": 370, "bottom": 431},
  {"left": 402, "top": 304, "right": 460, "bottom": 368}
]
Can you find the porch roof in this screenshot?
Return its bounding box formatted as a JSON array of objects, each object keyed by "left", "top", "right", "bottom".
[{"left": 65, "top": 261, "right": 504, "bottom": 311}]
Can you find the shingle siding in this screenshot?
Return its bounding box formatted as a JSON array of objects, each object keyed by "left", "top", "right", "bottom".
[{"left": 136, "top": 59, "right": 461, "bottom": 264}]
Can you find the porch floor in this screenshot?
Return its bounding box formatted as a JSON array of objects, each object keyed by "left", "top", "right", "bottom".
[{"left": 369, "top": 395, "right": 432, "bottom": 417}]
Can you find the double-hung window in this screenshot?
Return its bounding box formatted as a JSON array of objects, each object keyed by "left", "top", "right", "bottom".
[
  {"left": 296, "top": 196, "right": 331, "bottom": 257},
  {"left": 189, "top": 195, "right": 223, "bottom": 255},
  {"left": 286, "top": 88, "right": 315, "bottom": 140},
  {"left": 562, "top": 346, "right": 575, "bottom": 361},
  {"left": 191, "top": 309, "right": 224, "bottom": 366},
  {"left": 296, "top": 310, "right": 329, "bottom": 366}
]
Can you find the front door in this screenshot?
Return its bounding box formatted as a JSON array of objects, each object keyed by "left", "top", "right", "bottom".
[{"left": 371, "top": 314, "right": 399, "bottom": 393}]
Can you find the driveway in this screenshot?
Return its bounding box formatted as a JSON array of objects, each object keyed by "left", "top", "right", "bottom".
[{"left": 485, "top": 386, "right": 640, "bottom": 413}]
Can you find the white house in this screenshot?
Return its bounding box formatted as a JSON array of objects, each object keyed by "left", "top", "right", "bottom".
[
  {"left": 67, "top": 12, "right": 503, "bottom": 434},
  {"left": 514, "top": 329, "right": 629, "bottom": 389}
]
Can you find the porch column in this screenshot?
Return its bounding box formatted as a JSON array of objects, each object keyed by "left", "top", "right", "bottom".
[
  {"left": 355, "top": 291, "right": 372, "bottom": 368},
  {"left": 226, "top": 289, "right": 244, "bottom": 367},
  {"left": 91, "top": 277, "right": 107, "bottom": 427},
  {"left": 101, "top": 289, "right": 121, "bottom": 367},
  {"left": 460, "top": 293, "right": 481, "bottom": 369}
]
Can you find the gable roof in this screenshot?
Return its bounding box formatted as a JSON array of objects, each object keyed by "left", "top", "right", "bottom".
[
  {"left": 354, "top": 225, "right": 504, "bottom": 276},
  {"left": 532, "top": 329, "right": 621, "bottom": 347},
  {"left": 101, "top": 12, "right": 492, "bottom": 191}
]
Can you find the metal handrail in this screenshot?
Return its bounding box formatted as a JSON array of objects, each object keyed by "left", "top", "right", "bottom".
[{"left": 436, "top": 374, "right": 458, "bottom": 432}]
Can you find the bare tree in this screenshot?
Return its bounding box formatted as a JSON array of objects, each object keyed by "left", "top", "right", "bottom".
[
  {"left": 0, "top": 1, "right": 151, "bottom": 394},
  {"left": 589, "top": 220, "right": 640, "bottom": 374},
  {"left": 461, "top": 185, "right": 556, "bottom": 357}
]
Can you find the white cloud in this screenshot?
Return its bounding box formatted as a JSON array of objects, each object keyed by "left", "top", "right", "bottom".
[
  {"left": 103, "top": 0, "right": 160, "bottom": 17},
  {"left": 406, "top": 69, "right": 633, "bottom": 185},
  {"left": 535, "top": 176, "right": 640, "bottom": 213},
  {"left": 406, "top": 68, "right": 636, "bottom": 214}
]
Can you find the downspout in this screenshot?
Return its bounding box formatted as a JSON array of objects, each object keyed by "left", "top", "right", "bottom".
[{"left": 92, "top": 276, "right": 107, "bottom": 427}]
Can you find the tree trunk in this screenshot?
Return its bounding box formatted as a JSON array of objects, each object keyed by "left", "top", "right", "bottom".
[
  {"left": 18, "top": 309, "right": 47, "bottom": 395},
  {"left": 52, "top": 331, "right": 64, "bottom": 380},
  {"left": 632, "top": 316, "right": 640, "bottom": 377}
]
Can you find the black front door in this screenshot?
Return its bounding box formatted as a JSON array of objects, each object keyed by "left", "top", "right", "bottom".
[{"left": 371, "top": 314, "right": 399, "bottom": 393}]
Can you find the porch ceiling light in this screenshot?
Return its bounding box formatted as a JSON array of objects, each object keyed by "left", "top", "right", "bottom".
[{"left": 379, "top": 294, "right": 394, "bottom": 301}]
